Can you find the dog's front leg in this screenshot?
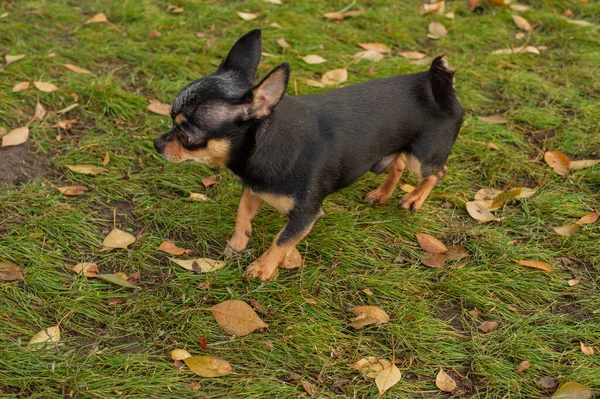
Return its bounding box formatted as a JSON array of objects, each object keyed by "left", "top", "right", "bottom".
[
  {"left": 225, "top": 187, "right": 263, "bottom": 256},
  {"left": 246, "top": 207, "right": 324, "bottom": 281}
]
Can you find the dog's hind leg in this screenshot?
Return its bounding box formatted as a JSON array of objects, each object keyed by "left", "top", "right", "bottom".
[
  {"left": 398, "top": 153, "right": 447, "bottom": 211},
  {"left": 364, "top": 153, "right": 407, "bottom": 205}
]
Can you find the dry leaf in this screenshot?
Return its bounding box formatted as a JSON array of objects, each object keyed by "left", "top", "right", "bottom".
[
  {"left": 202, "top": 177, "right": 217, "bottom": 187},
  {"left": 551, "top": 382, "right": 595, "bottom": 399},
  {"left": 169, "top": 258, "right": 225, "bottom": 273},
  {"left": 468, "top": 0, "right": 482, "bottom": 11},
  {"left": 1, "top": 126, "right": 29, "bottom": 147},
  {"left": 184, "top": 356, "right": 234, "bottom": 378},
  {"left": 510, "top": 4, "right": 531, "bottom": 12},
  {"left": 237, "top": 11, "right": 258, "bottom": 21},
  {"left": 65, "top": 164, "right": 108, "bottom": 175},
  {"left": 321, "top": 68, "right": 348, "bottom": 86},
  {"left": 416, "top": 233, "right": 448, "bottom": 253},
  {"left": 209, "top": 300, "right": 268, "bottom": 336},
  {"left": 515, "top": 360, "right": 531, "bottom": 373},
  {"left": 12, "top": 82, "right": 31, "bottom": 92},
  {"left": 478, "top": 320, "right": 499, "bottom": 333},
  {"left": 85, "top": 13, "right": 108, "bottom": 24},
  {"left": 544, "top": 151, "right": 570, "bottom": 177},
  {"left": 569, "top": 159, "right": 600, "bottom": 170},
  {"left": 353, "top": 50, "right": 384, "bottom": 62},
  {"left": 489, "top": 0, "right": 511, "bottom": 6},
  {"left": 349, "top": 305, "right": 390, "bottom": 329},
  {"left": 33, "top": 101, "right": 46, "bottom": 121},
  {"left": 490, "top": 187, "right": 536, "bottom": 209},
  {"left": 428, "top": 22, "right": 448, "bottom": 39},
  {"left": 474, "top": 188, "right": 503, "bottom": 202},
  {"left": 264, "top": 0, "right": 283, "bottom": 4},
  {"left": 362, "top": 288, "right": 374, "bottom": 296},
  {"left": 96, "top": 273, "right": 135, "bottom": 288},
  {"left": 375, "top": 363, "right": 401, "bottom": 395},
  {"left": 0, "top": 263, "right": 23, "bottom": 281},
  {"left": 149, "top": 29, "right": 161, "bottom": 39},
  {"left": 349, "top": 357, "right": 391, "bottom": 378},
  {"left": 103, "top": 228, "right": 136, "bottom": 249},
  {"left": 551, "top": 224, "right": 581, "bottom": 237},
  {"left": 29, "top": 325, "right": 60, "bottom": 347},
  {"left": 157, "top": 241, "right": 190, "bottom": 255},
  {"left": 466, "top": 201, "right": 500, "bottom": 222},
  {"left": 69, "top": 262, "right": 99, "bottom": 277},
  {"left": 539, "top": 376, "right": 558, "bottom": 389},
  {"left": 515, "top": 260, "right": 553, "bottom": 272},
  {"left": 567, "top": 19, "right": 593, "bottom": 27},
  {"left": 63, "top": 64, "right": 92, "bottom": 75},
  {"left": 57, "top": 103, "right": 79, "bottom": 114},
  {"left": 420, "top": 1, "right": 445, "bottom": 15},
  {"left": 33, "top": 81, "right": 58, "bottom": 92},
  {"left": 568, "top": 279, "right": 580, "bottom": 287},
  {"left": 56, "top": 185, "right": 87, "bottom": 196},
  {"left": 512, "top": 15, "right": 533, "bottom": 31},
  {"left": 323, "top": 12, "right": 345, "bottom": 20},
  {"left": 55, "top": 119, "right": 78, "bottom": 130},
  {"left": 580, "top": 342, "right": 594, "bottom": 355},
  {"left": 342, "top": 10, "right": 365, "bottom": 18},
  {"left": 479, "top": 115, "right": 509, "bottom": 124},
  {"left": 170, "top": 349, "right": 192, "bottom": 360},
  {"left": 445, "top": 11, "right": 455, "bottom": 19},
  {"left": 167, "top": 3, "right": 184, "bottom": 13},
  {"left": 300, "top": 54, "right": 327, "bottom": 64},
  {"left": 102, "top": 152, "right": 110, "bottom": 165},
  {"left": 421, "top": 252, "right": 447, "bottom": 268},
  {"left": 401, "top": 184, "right": 415, "bottom": 193},
  {"left": 577, "top": 213, "right": 598, "bottom": 225},
  {"left": 148, "top": 99, "right": 171, "bottom": 116},
  {"left": 301, "top": 381, "right": 316, "bottom": 396},
  {"left": 446, "top": 246, "right": 470, "bottom": 261},
  {"left": 399, "top": 51, "right": 426, "bottom": 60},
  {"left": 190, "top": 192, "right": 209, "bottom": 201},
  {"left": 276, "top": 37, "right": 290, "bottom": 49},
  {"left": 358, "top": 43, "right": 390, "bottom": 54},
  {"left": 305, "top": 79, "right": 326, "bottom": 88},
  {"left": 436, "top": 368, "right": 456, "bottom": 392},
  {"left": 5, "top": 54, "right": 25, "bottom": 66}
]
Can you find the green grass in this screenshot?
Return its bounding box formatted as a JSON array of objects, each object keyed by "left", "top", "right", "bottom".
[{"left": 1, "top": 0, "right": 600, "bottom": 397}]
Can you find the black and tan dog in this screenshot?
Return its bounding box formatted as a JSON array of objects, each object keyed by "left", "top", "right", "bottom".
[{"left": 154, "top": 29, "right": 464, "bottom": 281}]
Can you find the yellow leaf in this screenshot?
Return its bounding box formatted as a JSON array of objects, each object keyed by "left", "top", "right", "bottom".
[
  {"left": 63, "top": 63, "right": 92, "bottom": 74},
  {"left": 428, "top": 22, "right": 448, "bottom": 39},
  {"left": 147, "top": 99, "right": 171, "bottom": 116},
  {"left": 551, "top": 224, "right": 581, "bottom": 237},
  {"left": 28, "top": 325, "right": 60, "bottom": 348},
  {"left": 576, "top": 213, "right": 598, "bottom": 225},
  {"left": 569, "top": 159, "right": 600, "bottom": 170},
  {"left": 399, "top": 51, "right": 426, "bottom": 60},
  {"left": 169, "top": 257, "right": 225, "bottom": 273},
  {"left": 158, "top": 241, "right": 189, "bottom": 255},
  {"left": 85, "top": 13, "right": 108, "bottom": 24},
  {"left": 323, "top": 12, "right": 345, "bottom": 20},
  {"left": 401, "top": 184, "right": 415, "bottom": 193},
  {"left": 568, "top": 279, "right": 580, "bottom": 287},
  {"left": 102, "top": 152, "right": 110, "bottom": 165},
  {"left": 1, "top": 126, "right": 29, "bottom": 147},
  {"left": 544, "top": 151, "right": 570, "bottom": 177},
  {"left": 209, "top": 300, "right": 268, "bottom": 336},
  {"left": 12, "top": 81, "right": 31, "bottom": 92},
  {"left": 103, "top": 228, "right": 136, "bottom": 249},
  {"left": 375, "top": 363, "right": 401, "bottom": 395},
  {"left": 348, "top": 305, "right": 390, "bottom": 329},
  {"left": 512, "top": 14, "right": 532, "bottom": 31},
  {"left": 65, "top": 164, "right": 108, "bottom": 175},
  {"left": 5, "top": 54, "right": 25, "bottom": 66},
  {"left": 0, "top": 263, "right": 23, "bottom": 281},
  {"left": 515, "top": 260, "right": 553, "bottom": 272},
  {"left": 349, "top": 357, "right": 391, "bottom": 379},
  {"left": 184, "top": 356, "right": 234, "bottom": 378},
  {"left": 416, "top": 233, "right": 448, "bottom": 253},
  {"left": 170, "top": 349, "right": 192, "bottom": 360},
  {"left": 189, "top": 192, "right": 209, "bottom": 201},
  {"left": 466, "top": 201, "right": 500, "bottom": 222},
  {"left": 300, "top": 54, "right": 327, "bottom": 64},
  {"left": 479, "top": 115, "right": 509, "bottom": 124},
  {"left": 33, "top": 81, "right": 58, "bottom": 92},
  {"left": 237, "top": 11, "right": 258, "bottom": 20},
  {"left": 580, "top": 342, "right": 594, "bottom": 355},
  {"left": 436, "top": 368, "right": 457, "bottom": 392},
  {"left": 69, "top": 262, "right": 98, "bottom": 277},
  {"left": 551, "top": 382, "right": 595, "bottom": 399},
  {"left": 321, "top": 68, "right": 348, "bottom": 86},
  {"left": 358, "top": 42, "right": 390, "bottom": 54}
]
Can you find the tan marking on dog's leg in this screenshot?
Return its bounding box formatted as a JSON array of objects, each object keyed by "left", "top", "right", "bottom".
[
  {"left": 246, "top": 209, "right": 324, "bottom": 281},
  {"left": 406, "top": 154, "right": 423, "bottom": 179},
  {"left": 364, "top": 153, "right": 407, "bottom": 204},
  {"left": 252, "top": 191, "right": 295, "bottom": 214},
  {"left": 399, "top": 166, "right": 447, "bottom": 211},
  {"left": 225, "top": 188, "right": 263, "bottom": 256}
]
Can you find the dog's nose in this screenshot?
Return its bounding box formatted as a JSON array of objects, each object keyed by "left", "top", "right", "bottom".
[{"left": 154, "top": 138, "right": 165, "bottom": 153}]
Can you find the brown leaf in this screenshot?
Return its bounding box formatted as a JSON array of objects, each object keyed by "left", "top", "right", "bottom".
[
  {"left": 85, "top": 13, "right": 108, "bottom": 24},
  {"left": 198, "top": 281, "right": 212, "bottom": 290},
  {"left": 580, "top": 342, "right": 594, "bottom": 355},
  {"left": 63, "top": 64, "right": 92, "bottom": 75},
  {"left": 544, "top": 151, "right": 570, "bottom": 177},
  {"left": 478, "top": 320, "right": 499, "bottom": 333},
  {"left": 436, "top": 368, "right": 456, "bottom": 392},
  {"left": 512, "top": 14, "right": 532, "bottom": 31},
  {"left": 375, "top": 363, "right": 401, "bottom": 395},
  {"left": 420, "top": 1, "right": 445, "bottom": 15},
  {"left": 468, "top": 0, "right": 482, "bottom": 11},
  {"left": 12, "top": 82, "right": 31, "bottom": 92},
  {"left": 353, "top": 50, "right": 384, "bottom": 62},
  {"left": 466, "top": 201, "right": 500, "bottom": 222},
  {"left": 300, "top": 54, "right": 327, "bottom": 64},
  {"left": 68, "top": 262, "right": 99, "bottom": 277},
  {"left": 0, "top": 263, "right": 23, "bottom": 281},
  {"left": 358, "top": 43, "right": 390, "bottom": 54},
  {"left": 491, "top": 187, "right": 536, "bottom": 209},
  {"left": 401, "top": 184, "right": 415, "bottom": 193},
  {"left": 568, "top": 279, "right": 580, "bottom": 287},
  {"left": 349, "top": 357, "right": 392, "bottom": 379},
  {"left": 276, "top": 37, "right": 290, "bottom": 49},
  {"left": 169, "top": 349, "right": 192, "bottom": 360},
  {"left": 169, "top": 258, "right": 225, "bottom": 273},
  {"left": 1, "top": 126, "right": 29, "bottom": 147},
  {"left": 421, "top": 252, "right": 447, "bottom": 268},
  {"left": 428, "top": 22, "right": 448, "bottom": 39},
  {"left": 321, "top": 68, "right": 348, "bottom": 86},
  {"left": 515, "top": 260, "right": 553, "bottom": 272},
  {"left": 569, "top": 159, "right": 600, "bottom": 170},
  {"left": 539, "top": 376, "right": 558, "bottom": 389},
  {"left": 149, "top": 29, "right": 161, "bottom": 39},
  {"left": 348, "top": 305, "right": 390, "bottom": 329},
  {"left": 184, "top": 356, "right": 234, "bottom": 378},
  {"left": 157, "top": 241, "right": 190, "bottom": 255},
  {"left": 479, "top": 115, "right": 509, "bottom": 124},
  {"left": 55, "top": 119, "right": 78, "bottom": 130},
  {"left": 249, "top": 299, "right": 271, "bottom": 316},
  {"left": 5, "top": 54, "right": 25, "bottom": 66},
  {"left": 102, "top": 152, "right": 110, "bottom": 165},
  {"left": 577, "top": 213, "right": 598, "bottom": 225},
  {"left": 361, "top": 288, "right": 374, "bottom": 296},
  {"left": 198, "top": 336, "right": 208, "bottom": 350},
  {"left": 65, "top": 164, "right": 108, "bottom": 175},
  {"left": 489, "top": 0, "right": 511, "bottom": 6},
  {"left": 209, "top": 300, "right": 268, "bottom": 336},
  {"left": 446, "top": 246, "right": 469, "bottom": 262},
  {"left": 33, "top": 101, "right": 46, "bottom": 121},
  {"left": 147, "top": 99, "right": 171, "bottom": 116},
  {"left": 28, "top": 325, "right": 60, "bottom": 347},
  {"left": 551, "top": 224, "right": 581, "bottom": 237},
  {"left": 202, "top": 177, "right": 218, "bottom": 187},
  {"left": 515, "top": 360, "right": 530, "bottom": 373},
  {"left": 551, "top": 382, "right": 595, "bottom": 399},
  {"left": 416, "top": 233, "right": 448, "bottom": 253},
  {"left": 167, "top": 3, "right": 184, "bottom": 13},
  {"left": 305, "top": 79, "right": 326, "bottom": 88},
  {"left": 33, "top": 81, "right": 58, "bottom": 92},
  {"left": 301, "top": 381, "right": 316, "bottom": 396},
  {"left": 323, "top": 12, "right": 345, "bottom": 20},
  {"left": 103, "top": 228, "right": 136, "bottom": 249},
  {"left": 399, "top": 51, "right": 426, "bottom": 60},
  {"left": 342, "top": 10, "right": 365, "bottom": 17},
  {"left": 236, "top": 11, "right": 258, "bottom": 20}
]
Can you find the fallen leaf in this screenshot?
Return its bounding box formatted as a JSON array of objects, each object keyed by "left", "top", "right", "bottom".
[
  {"left": 147, "top": 99, "right": 171, "bottom": 116},
  {"left": 362, "top": 288, "right": 374, "bottom": 296},
  {"left": 321, "top": 68, "right": 348, "bottom": 86},
  {"left": 301, "top": 381, "right": 316, "bottom": 396},
  {"left": 96, "top": 273, "right": 135, "bottom": 288},
  {"left": 323, "top": 12, "right": 345, "bottom": 20},
  {"left": 170, "top": 349, "right": 192, "bottom": 360},
  {"left": 167, "top": 3, "right": 184, "bottom": 13},
  {"left": 416, "top": 233, "right": 447, "bottom": 253},
  {"left": 515, "top": 32, "right": 526, "bottom": 40},
  {"left": 515, "top": 260, "right": 553, "bottom": 272},
  {"left": 551, "top": 224, "right": 581, "bottom": 237},
  {"left": 420, "top": 1, "right": 445, "bottom": 15},
  {"left": 489, "top": 0, "right": 511, "bottom": 6},
  {"left": 349, "top": 305, "right": 390, "bottom": 329},
  {"left": 399, "top": 51, "right": 426, "bottom": 60},
  {"left": 55, "top": 185, "right": 87, "bottom": 196},
  {"left": 33, "top": 81, "right": 58, "bottom": 92},
  {"left": 184, "top": 356, "right": 234, "bottom": 378},
  {"left": 103, "top": 229, "right": 136, "bottom": 249},
  {"left": 69, "top": 262, "right": 99, "bottom": 277},
  {"left": 342, "top": 10, "right": 365, "bottom": 18},
  {"left": 436, "top": 368, "right": 456, "bottom": 392},
  {"left": 209, "top": 300, "right": 268, "bottom": 336},
  {"left": 577, "top": 213, "right": 598, "bottom": 225},
  {"left": 305, "top": 79, "right": 325, "bottom": 88},
  {"left": 57, "top": 103, "right": 79, "bottom": 114},
  {"left": 568, "top": 279, "right": 580, "bottom": 287},
  {"left": 63, "top": 64, "right": 92, "bottom": 74},
  {"left": 566, "top": 19, "right": 593, "bottom": 27},
  {"left": 551, "top": 382, "right": 595, "bottom": 399},
  {"left": 401, "top": 184, "right": 415, "bottom": 193},
  {"left": 249, "top": 299, "right": 271, "bottom": 315},
  {"left": 198, "top": 336, "right": 208, "bottom": 350},
  {"left": 187, "top": 381, "right": 201, "bottom": 391},
  {"left": 264, "top": 0, "right": 283, "bottom": 4},
  {"left": 580, "top": 342, "right": 594, "bottom": 355},
  {"left": 65, "top": 164, "right": 108, "bottom": 175},
  {"left": 478, "top": 320, "right": 499, "bottom": 333},
  {"left": 55, "top": 119, "right": 78, "bottom": 130},
  {"left": 237, "top": 11, "right": 258, "bottom": 21},
  {"left": 102, "top": 152, "right": 110, "bottom": 165},
  {"left": 198, "top": 281, "right": 212, "bottom": 290},
  {"left": 515, "top": 360, "right": 531, "bottom": 373},
  {"left": 539, "top": 376, "right": 558, "bottom": 389},
  {"left": 569, "top": 159, "right": 600, "bottom": 171},
  {"left": 358, "top": 43, "right": 390, "bottom": 54},
  {"left": 169, "top": 258, "right": 225, "bottom": 273},
  {"left": 202, "top": 177, "right": 218, "bottom": 187},
  {"left": 445, "top": 11, "right": 455, "bottom": 19},
  {"left": 28, "top": 325, "right": 60, "bottom": 347},
  {"left": 157, "top": 241, "right": 190, "bottom": 255},
  {"left": 428, "top": 22, "right": 448, "bottom": 39},
  {"left": 276, "top": 37, "right": 290, "bottom": 49},
  {"left": 300, "top": 54, "right": 327, "bottom": 64},
  {"left": 149, "top": 29, "right": 161, "bottom": 39},
  {"left": 349, "top": 357, "right": 391, "bottom": 378},
  {"left": 5, "top": 54, "right": 25, "bottom": 67},
  {"left": 12, "top": 82, "right": 31, "bottom": 92},
  {"left": 510, "top": 4, "right": 531, "bottom": 12},
  {"left": 85, "top": 13, "right": 108, "bottom": 24},
  {"left": 269, "top": 22, "right": 281, "bottom": 28},
  {"left": 190, "top": 192, "right": 209, "bottom": 201},
  {"left": 468, "top": 0, "right": 481, "bottom": 11},
  {"left": 479, "top": 115, "right": 509, "bottom": 124},
  {"left": 466, "top": 201, "right": 500, "bottom": 222},
  {"left": 421, "top": 252, "right": 447, "bottom": 268},
  {"left": 375, "top": 363, "right": 401, "bottom": 395},
  {"left": 353, "top": 50, "right": 384, "bottom": 62},
  {"left": 544, "top": 151, "right": 570, "bottom": 177},
  {"left": 0, "top": 263, "right": 23, "bottom": 281},
  {"left": 1, "top": 126, "right": 29, "bottom": 147},
  {"left": 490, "top": 187, "right": 536, "bottom": 209},
  {"left": 474, "top": 188, "right": 503, "bottom": 202},
  {"left": 512, "top": 14, "right": 532, "bottom": 31}
]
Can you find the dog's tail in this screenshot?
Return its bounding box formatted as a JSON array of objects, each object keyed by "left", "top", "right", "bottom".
[{"left": 428, "top": 56, "right": 462, "bottom": 117}]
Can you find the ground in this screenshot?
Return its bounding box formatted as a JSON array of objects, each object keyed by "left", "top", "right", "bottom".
[{"left": 1, "top": 0, "right": 599, "bottom": 398}]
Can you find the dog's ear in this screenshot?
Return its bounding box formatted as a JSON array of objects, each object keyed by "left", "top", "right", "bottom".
[
  {"left": 247, "top": 63, "right": 290, "bottom": 119},
  {"left": 217, "top": 29, "right": 262, "bottom": 83}
]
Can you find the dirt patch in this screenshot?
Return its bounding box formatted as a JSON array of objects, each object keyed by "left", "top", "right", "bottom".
[
  {"left": 0, "top": 143, "right": 48, "bottom": 188},
  {"left": 434, "top": 301, "right": 470, "bottom": 333}
]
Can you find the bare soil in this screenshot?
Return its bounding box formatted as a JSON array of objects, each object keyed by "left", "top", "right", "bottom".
[{"left": 0, "top": 143, "right": 47, "bottom": 188}]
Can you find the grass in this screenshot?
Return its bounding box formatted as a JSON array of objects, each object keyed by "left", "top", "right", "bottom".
[{"left": 1, "top": 0, "right": 599, "bottom": 397}]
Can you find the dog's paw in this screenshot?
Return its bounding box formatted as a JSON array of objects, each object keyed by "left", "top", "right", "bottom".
[
  {"left": 398, "top": 191, "right": 425, "bottom": 211},
  {"left": 246, "top": 259, "right": 279, "bottom": 281},
  {"left": 280, "top": 247, "right": 303, "bottom": 269},
  {"left": 364, "top": 188, "right": 391, "bottom": 205},
  {"left": 225, "top": 234, "right": 249, "bottom": 257}
]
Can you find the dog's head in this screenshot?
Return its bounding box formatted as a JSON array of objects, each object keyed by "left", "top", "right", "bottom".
[{"left": 153, "top": 29, "right": 290, "bottom": 166}]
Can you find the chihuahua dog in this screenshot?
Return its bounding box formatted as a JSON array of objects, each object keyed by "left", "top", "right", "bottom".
[{"left": 154, "top": 29, "right": 464, "bottom": 281}]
